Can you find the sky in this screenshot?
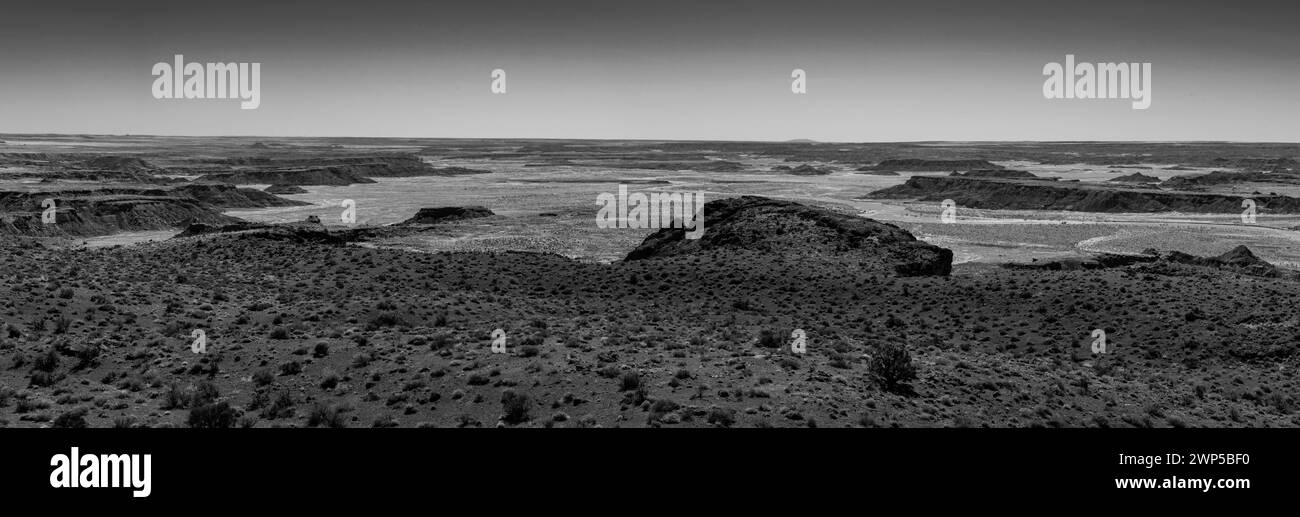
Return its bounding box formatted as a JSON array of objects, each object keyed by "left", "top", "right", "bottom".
[{"left": 0, "top": 0, "right": 1297, "bottom": 141}]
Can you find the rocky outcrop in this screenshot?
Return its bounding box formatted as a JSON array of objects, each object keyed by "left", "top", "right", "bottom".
[
  {"left": 951, "top": 169, "right": 1037, "bottom": 178},
  {"left": 624, "top": 195, "right": 952, "bottom": 276},
  {"left": 784, "top": 164, "right": 835, "bottom": 175},
  {"left": 1161, "top": 170, "right": 1300, "bottom": 190},
  {"left": 172, "top": 184, "right": 309, "bottom": 208},
  {"left": 196, "top": 167, "right": 377, "bottom": 186},
  {"left": 0, "top": 196, "right": 243, "bottom": 237},
  {"left": 1109, "top": 172, "right": 1161, "bottom": 183},
  {"left": 264, "top": 184, "right": 309, "bottom": 195},
  {"left": 1004, "top": 246, "right": 1289, "bottom": 279},
  {"left": 867, "top": 175, "right": 1300, "bottom": 213},
  {"left": 192, "top": 155, "right": 479, "bottom": 185},
  {"left": 0, "top": 184, "right": 304, "bottom": 237},
  {"left": 397, "top": 206, "right": 495, "bottom": 225},
  {"left": 866, "top": 159, "right": 1003, "bottom": 172}
]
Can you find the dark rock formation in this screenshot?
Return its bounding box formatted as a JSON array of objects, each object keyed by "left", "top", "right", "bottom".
[
  {"left": 397, "top": 206, "right": 495, "bottom": 225},
  {"left": 785, "top": 164, "right": 834, "bottom": 176},
  {"left": 196, "top": 167, "right": 377, "bottom": 186},
  {"left": 1162, "top": 170, "right": 1300, "bottom": 190},
  {"left": 867, "top": 175, "right": 1300, "bottom": 213},
  {"left": 265, "top": 184, "right": 309, "bottom": 195},
  {"left": 172, "top": 184, "right": 309, "bottom": 209},
  {"left": 624, "top": 195, "right": 952, "bottom": 276},
  {"left": 0, "top": 196, "right": 243, "bottom": 237},
  {"left": 951, "top": 169, "right": 1037, "bottom": 179},
  {"left": 866, "top": 159, "right": 1003, "bottom": 172},
  {"left": 0, "top": 184, "right": 304, "bottom": 237},
  {"left": 1109, "top": 172, "right": 1162, "bottom": 183},
  {"left": 1003, "top": 246, "right": 1288, "bottom": 279}
]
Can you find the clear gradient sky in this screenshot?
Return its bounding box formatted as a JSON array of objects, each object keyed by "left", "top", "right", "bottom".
[{"left": 0, "top": 0, "right": 1296, "bottom": 141}]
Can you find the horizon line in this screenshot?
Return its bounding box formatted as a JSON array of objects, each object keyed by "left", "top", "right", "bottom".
[{"left": 2, "top": 132, "right": 1299, "bottom": 146}]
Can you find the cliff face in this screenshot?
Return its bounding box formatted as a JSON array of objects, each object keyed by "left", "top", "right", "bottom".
[
  {"left": 867, "top": 175, "right": 1300, "bottom": 213},
  {"left": 193, "top": 154, "right": 470, "bottom": 185},
  {"left": 0, "top": 196, "right": 242, "bottom": 237},
  {"left": 196, "top": 167, "right": 378, "bottom": 186},
  {"left": 172, "top": 184, "right": 309, "bottom": 208},
  {"left": 0, "top": 184, "right": 304, "bottom": 237},
  {"left": 1161, "top": 170, "right": 1300, "bottom": 190},
  {"left": 624, "top": 195, "right": 952, "bottom": 276}
]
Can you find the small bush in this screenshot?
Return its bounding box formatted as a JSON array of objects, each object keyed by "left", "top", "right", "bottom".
[
  {"left": 279, "top": 361, "right": 302, "bottom": 376},
  {"left": 619, "top": 371, "right": 642, "bottom": 392},
  {"left": 500, "top": 389, "right": 532, "bottom": 424},
  {"left": 307, "top": 403, "right": 347, "bottom": 428},
  {"left": 868, "top": 340, "right": 917, "bottom": 393},
  {"left": 707, "top": 407, "right": 735, "bottom": 427},
  {"left": 188, "top": 402, "right": 237, "bottom": 428},
  {"left": 191, "top": 381, "right": 220, "bottom": 407},
  {"left": 52, "top": 408, "right": 89, "bottom": 428},
  {"left": 32, "top": 347, "right": 59, "bottom": 372},
  {"left": 252, "top": 369, "right": 275, "bottom": 387}
]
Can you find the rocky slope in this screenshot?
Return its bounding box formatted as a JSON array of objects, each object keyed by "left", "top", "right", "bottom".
[
  {"left": 0, "top": 185, "right": 305, "bottom": 237},
  {"left": 868, "top": 175, "right": 1300, "bottom": 213},
  {"left": 625, "top": 196, "right": 952, "bottom": 276}
]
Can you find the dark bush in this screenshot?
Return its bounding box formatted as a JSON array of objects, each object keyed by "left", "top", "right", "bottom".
[
  {"left": 869, "top": 340, "right": 917, "bottom": 393},
  {"left": 188, "top": 402, "right": 237, "bottom": 428},
  {"left": 500, "top": 389, "right": 532, "bottom": 424}
]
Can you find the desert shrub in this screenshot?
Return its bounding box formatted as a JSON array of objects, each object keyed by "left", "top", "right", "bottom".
[
  {"left": 52, "top": 408, "right": 88, "bottom": 428},
  {"left": 307, "top": 403, "right": 346, "bottom": 428},
  {"left": 191, "top": 381, "right": 220, "bottom": 407},
  {"left": 29, "top": 370, "right": 61, "bottom": 387},
  {"left": 428, "top": 333, "right": 452, "bottom": 350},
  {"left": 619, "top": 371, "right": 642, "bottom": 391},
  {"left": 707, "top": 406, "right": 736, "bottom": 427},
  {"left": 868, "top": 340, "right": 917, "bottom": 393},
  {"left": 188, "top": 402, "right": 237, "bottom": 428},
  {"left": 32, "top": 347, "right": 59, "bottom": 372},
  {"left": 756, "top": 329, "right": 781, "bottom": 348},
  {"left": 53, "top": 316, "right": 72, "bottom": 334},
  {"left": 312, "top": 342, "right": 330, "bottom": 358},
  {"left": 71, "top": 344, "right": 100, "bottom": 370},
  {"left": 252, "top": 369, "right": 275, "bottom": 387},
  {"left": 367, "top": 313, "right": 406, "bottom": 330},
  {"left": 269, "top": 327, "right": 291, "bottom": 340},
  {"left": 520, "top": 345, "right": 539, "bottom": 358},
  {"left": 161, "top": 383, "right": 190, "bottom": 409},
  {"left": 278, "top": 361, "right": 302, "bottom": 376},
  {"left": 260, "top": 391, "right": 296, "bottom": 420},
  {"left": 500, "top": 389, "right": 532, "bottom": 424}
]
